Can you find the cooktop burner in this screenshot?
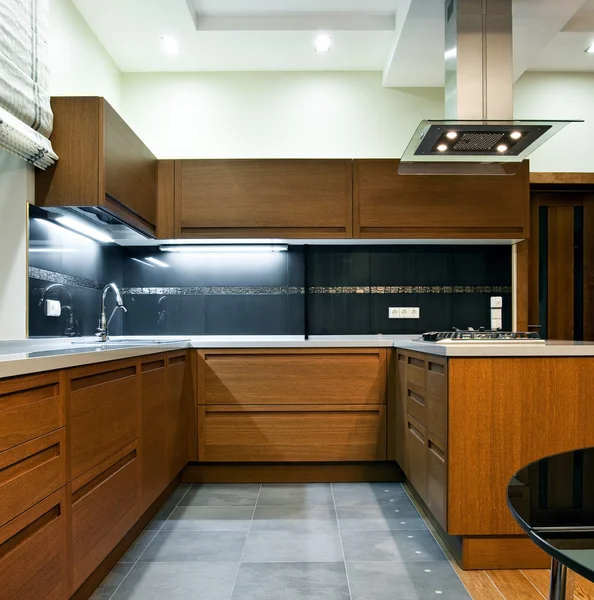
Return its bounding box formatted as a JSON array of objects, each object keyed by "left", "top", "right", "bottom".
[{"left": 421, "top": 330, "right": 545, "bottom": 343}]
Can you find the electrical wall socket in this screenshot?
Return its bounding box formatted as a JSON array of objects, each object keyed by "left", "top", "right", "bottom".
[
  {"left": 388, "top": 307, "right": 420, "bottom": 319},
  {"left": 45, "top": 299, "right": 61, "bottom": 317}
]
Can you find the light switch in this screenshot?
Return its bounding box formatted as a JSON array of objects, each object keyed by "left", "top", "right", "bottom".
[
  {"left": 45, "top": 299, "right": 61, "bottom": 317},
  {"left": 490, "top": 296, "right": 503, "bottom": 308}
]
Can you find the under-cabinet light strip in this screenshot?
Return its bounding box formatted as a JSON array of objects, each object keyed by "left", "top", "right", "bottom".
[{"left": 159, "top": 245, "right": 288, "bottom": 253}]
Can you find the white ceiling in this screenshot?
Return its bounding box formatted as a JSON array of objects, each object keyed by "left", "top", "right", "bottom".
[{"left": 68, "top": 0, "right": 594, "bottom": 86}]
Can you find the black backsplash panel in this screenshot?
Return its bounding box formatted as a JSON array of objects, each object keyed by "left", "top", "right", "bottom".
[{"left": 28, "top": 213, "right": 512, "bottom": 337}]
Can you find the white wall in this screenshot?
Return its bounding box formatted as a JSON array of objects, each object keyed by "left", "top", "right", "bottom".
[
  {"left": 0, "top": 151, "right": 34, "bottom": 340},
  {"left": 48, "top": 0, "right": 122, "bottom": 109},
  {"left": 121, "top": 72, "right": 444, "bottom": 159},
  {"left": 514, "top": 72, "right": 594, "bottom": 173}
]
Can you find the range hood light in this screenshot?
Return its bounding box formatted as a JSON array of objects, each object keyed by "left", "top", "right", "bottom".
[
  {"left": 437, "top": 144, "right": 448, "bottom": 152},
  {"left": 510, "top": 131, "right": 522, "bottom": 140},
  {"left": 159, "top": 245, "right": 288, "bottom": 253},
  {"left": 52, "top": 216, "right": 114, "bottom": 243},
  {"left": 497, "top": 144, "right": 508, "bottom": 153},
  {"left": 446, "top": 131, "right": 458, "bottom": 140},
  {"left": 145, "top": 256, "right": 170, "bottom": 268}
]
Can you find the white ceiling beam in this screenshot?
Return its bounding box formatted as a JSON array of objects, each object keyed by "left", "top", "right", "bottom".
[{"left": 188, "top": 13, "right": 396, "bottom": 31}]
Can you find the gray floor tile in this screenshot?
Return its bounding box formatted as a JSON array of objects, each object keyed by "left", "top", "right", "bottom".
[
  {"left": 332, "top": 483, "right": 409, "bottom": 507},
  {"left": 120, "top": 530, "right": 158, "bottom": 563},
  {"left": 231, "top": 563, "right": 350, "bottom": 600},
  {"left": 341, "top": 530, "right": 446, "bottom": 562},
  {"left": 346, "top": 561, "right": 471, "bottom": 600},
  {"left": 243, "top": 530, "right": 344, "bottom": 563},
  {"left": 143, "top": 486, "right": 190, "bottom": 531},
  {"left": 90, "top": 563, "right": 133, "bottom": 600},
  {"left": 252, "top": 505, "right": 338, "bottom": 531},
  {"left": 111, "top": 562, "right": 238, "bottom": 600},
  {"left": 162, "top": 506, "right": 253, "bottom": 532},
  {"left": 180, "top": 484, "right": 261, "bottom": 507},
  {"left": 337, "top": 504, "right": 427, "bottom": 531},
  {"left": 257, "top": 484, "right": 334, "bottom": 506},
  {"left": 139, "top": 530, "right": 247, "bottom": 562}
]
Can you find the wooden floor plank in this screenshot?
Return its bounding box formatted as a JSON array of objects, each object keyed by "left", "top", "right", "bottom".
[
  {"left": 452, "top": 564, "right": 505, "bottom": 600},
  {"left": 575, "top": 575, "right": 594, "bottom": 600},
  {"left": 522, "top": 570, "right": 551, "bottom": 597},
  {"left": 486, "top": 570, "right": 546, "bottom": 600}
]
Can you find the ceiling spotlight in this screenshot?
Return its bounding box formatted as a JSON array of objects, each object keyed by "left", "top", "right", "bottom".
[
  {"left": 446, "top": 131, "right": 458, "bottom": 140},
  {"left": 315, "top": 34, "right": 332, "bottom": 52},
  {"left": 437, "top": 144, "right": 448, "bottom": 152},
  {"left": 161, "top": 36, "right": 181, "bottom": 55},
  {"left": 586, "top": 43, "right": 594, "bottom": 54},
  {"left": 497, "top": 144, "right": 508, "bottom": 153},
  {"left": 510, "top": 131, "right": 522, "bottom": 140}
]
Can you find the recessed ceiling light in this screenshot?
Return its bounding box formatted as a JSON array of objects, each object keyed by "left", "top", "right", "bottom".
[
  {"left": 497, "top": 144, "right": 508, "bottom": 152},
  {"left": 437, "top": 144, "right": 448, "bottom": 152},
  {"left": 446, "top": 131, "right": 458, "bottom": 140},
  {"left": 510, "top": 131, "right": 522, "bottom": 140},
  {"left": 586, "top": 43, "right": 594, "bottom": 54},
  {"left": 146, "top": 256, "right": 170, "bottom": 268},
  {"left": 315, "top": 34, "right": 332, "bottom": 53},
  {"left": 161, "top": 36, "right": 181, "bottom": 55}
]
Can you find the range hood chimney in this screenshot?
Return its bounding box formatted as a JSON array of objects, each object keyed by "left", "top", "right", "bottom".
[{"left": 399, "top": 0, "right": 580, "bottom": 175}]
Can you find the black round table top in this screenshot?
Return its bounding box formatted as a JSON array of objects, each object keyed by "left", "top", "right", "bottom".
[{"left": 508, "top": 447, "right": 594, "bottom": 582}]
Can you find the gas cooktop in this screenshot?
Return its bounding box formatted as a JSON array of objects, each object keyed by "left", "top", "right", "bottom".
[{"left": 421, "top": 330, "right": 545, "bottom": 344}]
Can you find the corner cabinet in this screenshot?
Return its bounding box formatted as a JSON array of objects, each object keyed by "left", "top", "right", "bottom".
[
  {"left": 36, "top": 97, "right": 158, "bottom": 237},
  {"left": 168, "top": 159, "right": 353, "bottom": 239},
  {"left": 353, "top": 159, "right": 530, "bottom": 239}
]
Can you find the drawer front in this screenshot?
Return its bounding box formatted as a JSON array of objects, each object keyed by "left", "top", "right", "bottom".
[
  {"left": 406, "top": 352, "right": 426, "bottom": 391},
  {"left": 0, "top": 429, "right": 66, "bottom": 529},
  {"left": 167, "top": 352, "right": 190, "bottom": 480},
  {"left": 0, "top": 488, "right": 67, "bottom": 600},
  {"left": 405, "top": 415, "right": 427, "bottom": 502},
  {"left": 70, "top": 443, "right": 140, "bottom": 593},
  {"left": 427, "top": 391, "right": 447, "bottom": 443},
  {"left": 198, "top": 350, "right": 387, "bottom": 406},
  {"left": 426, "top": 357, "right": 447, "bottom": 398},
  {"left": 427, "top": 434, "right": 447, "bottom": 530},
  {"left": 0, "top": 372, "right": 62, "bottom": 453},
  {"left": 406, "top": 386, "right": 426, "bottom": 428},
  {"left": 141, "top": 356, "right": 168, "bottom": 512},
  {"left": 68, "top": 360, "right": 139, "bottom": 480},
  {"left": 201, "top": 405, "right": 386, "bottom": 462}
]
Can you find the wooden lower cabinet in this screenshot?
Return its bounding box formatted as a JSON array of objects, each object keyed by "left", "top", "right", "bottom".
[
  {"left": 167, "top": 351, "right": 191, "bottom": 480},
  {"left": 0, "top": 488, "right": 67, "bottom": 600},
  {"left": 405, "top": 415, "right": 428, "bottom": 500},
  {"left": 426, "top": 434, "right": 447, "bottom": 529},
  {"left": 69, "top": 442, "right": 141, "bottom": 594},
  {"left": 140, "top": 355, "right": 168, "bottom": 512},
  {"left": 67, "top": 359, "right": 139, "bottom": 480},
  {"left": 200, "top": 405, "right": 386, "bottom": 462}
]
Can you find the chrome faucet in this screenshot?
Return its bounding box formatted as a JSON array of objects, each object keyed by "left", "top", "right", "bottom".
[{"left": 96, "top": 283, "right": 127, "bottom": 342}]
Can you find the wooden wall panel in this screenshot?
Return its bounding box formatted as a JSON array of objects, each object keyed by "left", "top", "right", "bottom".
[{"left": 156, "top": 160, "right": 177, "bottom": 238}]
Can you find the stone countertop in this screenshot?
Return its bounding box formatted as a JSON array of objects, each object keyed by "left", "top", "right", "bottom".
[{"left": 1, "top": 335, "right": 594, "bottom": 379}]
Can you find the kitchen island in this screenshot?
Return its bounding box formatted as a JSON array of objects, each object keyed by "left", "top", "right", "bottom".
[{"left": 1, "top": 335, "right": 594, "bottom": 600}]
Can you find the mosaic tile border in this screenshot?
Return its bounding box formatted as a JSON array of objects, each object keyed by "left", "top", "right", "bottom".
[{"left": 29, "top": 267, "right": 103, "bottom": 290}]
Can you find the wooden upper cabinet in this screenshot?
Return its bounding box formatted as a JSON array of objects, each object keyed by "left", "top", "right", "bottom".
[
  {"left": 36, "top": 97, "right": 158, "bottom": 237},
  {"left": 353, "top": 159, "right": 530, "bottom": 239},
  {"left": 173, "top": 159, "right": 353, "bottom": 238}
]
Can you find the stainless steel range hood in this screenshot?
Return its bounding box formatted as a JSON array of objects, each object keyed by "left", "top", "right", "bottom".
[{"left": 399, "top": 0, "right": 580, "bottom": 175}]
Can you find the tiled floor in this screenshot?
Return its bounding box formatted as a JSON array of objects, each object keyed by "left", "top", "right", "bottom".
[{"left": 91, "top": 482, "right": 471, "bottom": 600}]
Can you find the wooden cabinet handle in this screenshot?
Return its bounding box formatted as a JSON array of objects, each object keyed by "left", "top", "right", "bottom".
[
  {"left": 141, "top": 359, "right": 165, "bottom": 372},
  {"left": 71, "top": 366, "right": 136, "bottom": 392},
  {"left": 428, "top": 361, "right": 445, "bottom": 375},
  {"left": 168, "top": 355, "right": 186, "bottom": 366},
  {"left": 408, "top": 389, "right": 425, "bottom": 406},
  {"left": 0, "top": 504, "right": 60, "bottom": 559},
  {"left": 0, "top": 443, "right": 59, "bottom": 487},
  {"left": 408, "top": 356, "right": 424, "bottom": 369},
  {"left": 428, "top": 439, "right": 446, "bottom": 462},
  {"left": 407, "top": 420, "right": 425, "bottom": 443}
]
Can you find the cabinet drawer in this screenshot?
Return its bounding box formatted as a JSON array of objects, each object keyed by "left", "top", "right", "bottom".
[
  {"left": 200, "top": 405, "right": 386, "bottom": 462},
  {"left": 427, "top": 434, "right": 447, "bottom": 530},
  {"left": 426, "top": 357, "right": 447, "bottom": 398},
  {"left": 167, "top": 352, "right": 190, "bottom": 480},
  {"left": 0, "top": 372, "right": 62, "bottom": 452},
  {"left": 70, "top": 442, "right": 141, "bottom": 593},
  {"left": 406, "top": 352, "right": 426, "bottom": 391},
  {"left": 405, "top": 415, "right": 427, "bottom": 501},
  {"left": 406, "top": 386, "right": 426, "bottom": 428},
  {"left": 427, "top": 391, "right": 447, "bottom": 443},
  {"left": 68, "top": 360, "right": 139, "bottom": 479},
  {"left": 198, "top": 349, "right": 387, "bottom": 406},
  {"left": 0, "top": 488, "right": 67, "bottom": 600},
  {"left": 0, "top": 429, "right": 66, "bottom": 529}
]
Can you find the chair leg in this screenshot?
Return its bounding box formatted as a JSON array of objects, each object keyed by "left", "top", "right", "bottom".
[{"left": 549, "top": 559, "right": 568, "bottom": 600}]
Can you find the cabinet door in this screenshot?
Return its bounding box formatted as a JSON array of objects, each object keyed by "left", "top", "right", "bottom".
[
  {"left": 0, "top": 371, "right": 62, "bottom": 452},
  {"left": 353, "top": 159, "right": 529, "bottom": 239},
  {"left": 176, "top": 159, "right": 353, "bottom": 238},
  {"left": 167, "top": 352, "right": 190, "bottom": 480},
  {"left": 67, "top": 359, "right": 139, "bottom": 480},
  {"left": 0, "top": 489, "right": 67, "bottom": 600},
  {"left": 70, "top": 442, "right": 140, "bottom": 593},
  {"left": 405, "top": 415, "right": 427, "bottom": 502},
  {"left": 395, "top": 351, "right": 407, "bottom": 470},
  {"left": 198, "top": 349, "right": 387, "bottom": 406},
  {"left": 200, "top": 405, "right": 386, "bottom": 462},
  {"left": 427, "top": 434, "right": 447, "bottom": 530},
  {"left": 0, "top": 429, "right": 66, "bottom": 529},
  {"left": 141, "top": 355, "right": 168, "bottom": 512},
  {"left": 104, "top": 100, "right": 158, "bottom": 232}
]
